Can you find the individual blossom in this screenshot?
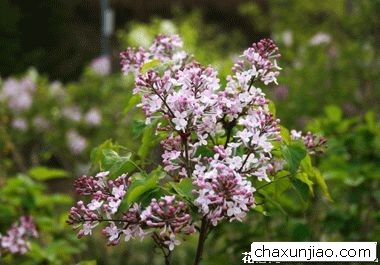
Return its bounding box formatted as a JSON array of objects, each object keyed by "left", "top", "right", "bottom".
[{"left": 149, "top": 34, "right": 183, "bottom": 60}]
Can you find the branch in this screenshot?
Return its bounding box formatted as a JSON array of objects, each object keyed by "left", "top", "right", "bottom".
[
  {"left": 193, "top": 216, "right": 210, "bottom": 265},
  {"left": 152, "top": 232, "right": 171, "bottom": 265}
]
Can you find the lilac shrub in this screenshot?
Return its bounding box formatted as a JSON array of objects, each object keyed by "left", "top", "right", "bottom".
[{"left": 68, "top": 35, "right": 328, "bottom": 264}]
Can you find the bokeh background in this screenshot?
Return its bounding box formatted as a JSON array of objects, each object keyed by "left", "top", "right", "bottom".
[{"left": 0, "top": 0, "right": 379, "bottom": 264}]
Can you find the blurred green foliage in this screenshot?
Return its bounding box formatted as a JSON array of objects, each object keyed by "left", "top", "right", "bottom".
[{"left": 0, "top": 172, "right": 85, "bottom": 264}]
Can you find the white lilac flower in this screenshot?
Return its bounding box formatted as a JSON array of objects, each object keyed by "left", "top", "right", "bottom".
[
  {"left": 63, "top": 106, "right": 82, "bottom": 122},
  {"left": 309, "top": 32, "right": 331, "bottom": 46},
  {"left": 84, "top": 108, "right": 102, "bottom": 126}
]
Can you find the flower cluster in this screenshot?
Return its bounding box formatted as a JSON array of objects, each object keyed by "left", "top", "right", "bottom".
[
  {"left": 193, "top": 161, "right": 255, "bottom": 226},
  {"left": 69, "top": 35, "right": 288, "bottom": 254},
  {"left": 141, "top": 195, "right": 195, "bottom": 250},
  {"left": 120, "top": 34, "right": 188, "bottom": 76},
  {"left": 68, "top": 172, "right": 194, "bottom": 250},
  {"left": 0, "top": 216, "right": 38, "bottom": 255},
  {"left": 0, "top": 77, "right": 35, "bottom": 112},
  {"left": 232, "top": 38, "right": 281, "bottom": 85},
  {"left": 291, "top": 130, "right": 327, "bottom": 154},
  {"left": 0, "top": 71, "right": 102, "bottom": 157},
  {"left": 120, "top": 35, "right": 283, "bottom": 225},
  {"left": 63, "top": 106, "right": 102, "bottom": 154}
]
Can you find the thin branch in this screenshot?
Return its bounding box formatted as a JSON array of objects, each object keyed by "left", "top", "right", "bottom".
[
  {"left": 208, "top": 133, "right": 216, "bottom": 146},
  {"left": 193, "top": 216, "right": 210, "bottom": 265},
  {"left": 182, "top": 136, "right": 192, "bottom": 178},
  {"left": 238, "top": 152, "right": 252, "bottom": 173},
  {"left": 152, "top": 232, "right": 171, "bottom": 265},
  {"left": 150, "top": 85, "right": 175, "bottom": 118}
]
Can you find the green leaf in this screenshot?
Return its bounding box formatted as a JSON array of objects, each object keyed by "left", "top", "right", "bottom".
[
  {"left": 280, "top": 126, "right": 291, "bottom": 144},
  {"left": 291, "top": 178, "right": 310, "bottom": 202},
  {"left": 138, "top": 120, "right": 160, "bottom": 159},
  {"left": 194, "top": 145, "right": 214, "bottom": 157},
  {"left": 364, "top": 111, "right": 377, "bottom": 131},
  {"left": 141, "top": 59, "right": 160, "bottom": 73},
  {"left": 169, "top": 178, "right": 195, "bottom": 200},
  {"left": 28, "top": 167, "right": 68, "bottom": 181},
  {"left": 300, "top": 154, "right": 314, "bottom": 175},
  {"left": 268, "top": 100, "right": 276, "bottom": 116},
  {"left": 324, "top": 105, "right": 342, "bottom": 122},
  {"left": 126, "top": 171, "right": 160, "bottom": 205},
  {"left": 281, "top": 142, "right": 307, "bottom": 175},
  {"left": 131, "top": 119, "right": 147, "bottom": 138},
  {"left": 124, "top": 94, "right": 141, "bottom": 113},
  {"left": 90, "top": 139, "right": 115, "bottom": 167},
  {"left": 90, "top": 140, "right": 135, "bottom": 177},
  {"left": 312, "top": 169, "right": 333, "bottom": 201},
  {"left": 102, "top": 149, "right": 132, "bottom": 178},
  {"left": 296, "top": 172, "right": 314, "bottom": 195},
  {"left": 260, "top": 191, "right": 288, "bottom": 216}
]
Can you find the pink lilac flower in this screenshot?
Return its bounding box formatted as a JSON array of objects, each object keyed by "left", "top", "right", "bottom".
[
  {"left": 127, "top": 35, "right": 282, "bottom": 222},
  {"left": 193, "top": 162, "right": 255, "bottom": 226},
  {"left": 69, "top": 35, "right": 293, "bottom": 253},
  {"left": 68, "top": 171, "right": 194, "bottom": 250},
  {"left": 66, "top": 130, "right": 87, "bottom": 154},
  {"left": 12, "top": 118, "right": 28, "bottom": 131},
  {"left": 90, "top": 56, "right": 111, "bottom": 76},
  {"left": 0, "top": 77, "right": 35, "bottom": 112},
  {"left": 290, "top": 129, "right": 327, "bottom": 154},
  {"left": 120, "top": 47, "right": 149, "bottom": 75},
  {"left": 0, "top": 216, "right": 38, "bottom": 255},
  {"left": 62, "top": 106, "right": 82, "bottom": 122},
  {"left": 120, "top": 34, "right": 188, "bottom": 76},
  {"left": 141, "top": 195, "right": 194, "bottom": 249},
  {"left": 33, "top": 116, "right": 50, "bottom": 131}
]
